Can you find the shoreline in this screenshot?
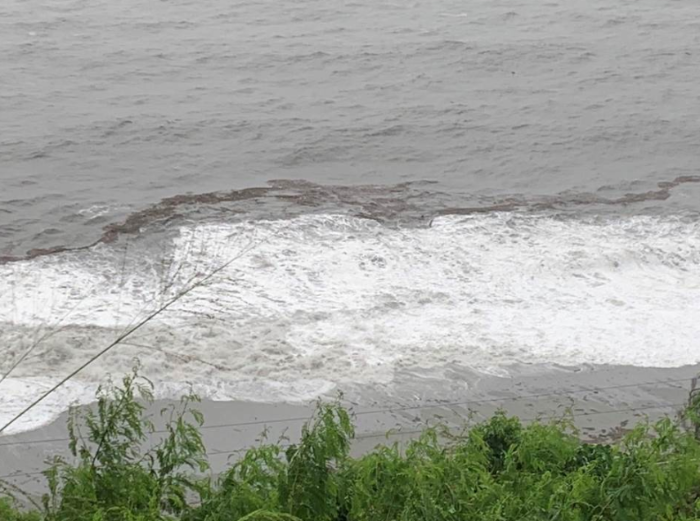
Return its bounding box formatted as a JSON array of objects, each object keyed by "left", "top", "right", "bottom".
[
  {"left": 3, "top": 175, "right": 699, "bottom": 265},
  {"left": 2, "top": 362, "right": 698, "bottom": 497}
]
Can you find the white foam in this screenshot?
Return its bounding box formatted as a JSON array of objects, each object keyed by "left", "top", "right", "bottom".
[
  {"left": 1, "top": 213, "right": 699, "bottom": 433},
  {"left": 78, "top": 205, "right": 114, "bottom": 218}
]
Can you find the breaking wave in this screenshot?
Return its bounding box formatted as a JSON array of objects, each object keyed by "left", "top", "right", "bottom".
[{"left": 1, "top": 212, "right": 699, "bottom": 432}]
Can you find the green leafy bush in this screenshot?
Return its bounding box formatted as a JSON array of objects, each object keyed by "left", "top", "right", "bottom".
[
  {"left": 3, "top": 370, "right": 700, "bottom": 521},
  {"left": 0, "top": 498, "right": 42, "bottom": 521},
  {"left": 35, "top": 366, "right": 207, "bottom": 521}
]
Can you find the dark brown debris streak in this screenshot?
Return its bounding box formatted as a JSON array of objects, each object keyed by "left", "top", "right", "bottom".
[{"left": 1, "top": 175, "right": 698, "bottom": 265}]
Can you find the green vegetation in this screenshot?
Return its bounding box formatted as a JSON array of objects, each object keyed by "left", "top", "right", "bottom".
[{"left": 3, "top": 368, "right": 700, "bottom": 521}]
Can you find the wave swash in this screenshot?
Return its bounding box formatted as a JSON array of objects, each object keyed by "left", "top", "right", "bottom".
[{"left": 1, "top": 211, "right": 699, "bottom": 433}]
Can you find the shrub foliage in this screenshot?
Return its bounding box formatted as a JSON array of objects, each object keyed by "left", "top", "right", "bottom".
[{"left": 2, "top": 369, "right": 700, "bottom": 521}]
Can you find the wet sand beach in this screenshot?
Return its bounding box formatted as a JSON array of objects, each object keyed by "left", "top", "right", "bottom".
[{"left": 2, "top": 363, "right": 698, "bottom": 498}]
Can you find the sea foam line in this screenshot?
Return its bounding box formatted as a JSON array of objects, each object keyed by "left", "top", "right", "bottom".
[{"left": 0, "top": 213, "right": 698, "bottom": 433}]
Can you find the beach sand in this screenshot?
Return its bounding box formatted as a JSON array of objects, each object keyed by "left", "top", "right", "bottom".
[{"left": 2, "top": 362, "right": 699, "bottom": 499}]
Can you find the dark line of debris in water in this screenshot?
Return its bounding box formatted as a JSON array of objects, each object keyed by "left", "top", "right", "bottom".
[{"left": 1, "top": 175, "right": 698, "bottom": 265}]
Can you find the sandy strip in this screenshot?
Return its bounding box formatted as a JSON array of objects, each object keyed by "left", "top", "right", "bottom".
[{"left": 2, "top": 362, "right": 699, "bottom": 498}]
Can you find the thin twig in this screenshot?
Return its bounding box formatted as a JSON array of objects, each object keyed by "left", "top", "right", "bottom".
[
  {"left": 0, "top": 240, "right": 259, "bottom": 434},
  {"left": 0, "top": 280, "right": 101, "bottom": 386}
]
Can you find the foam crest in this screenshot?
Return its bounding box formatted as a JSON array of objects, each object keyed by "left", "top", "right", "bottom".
[{"left": 1, "top": 213, "right": 699, "bottom": 433}]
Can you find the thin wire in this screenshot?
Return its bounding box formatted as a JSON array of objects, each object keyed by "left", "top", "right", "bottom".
[
  {"left": 0, "top": 240, "right": 260, "bottom": 435},
  {"left": 353, "top": 379, "right": 690, "bottom": 417},
  {"left": 354, "top": 402, "right": 687, "bottom": 441},
  {"left": 0, "top": 470, "right": 44, "bottom": 480},
  {"left": 0, "top": 401, "right": 689, "bottom": 481},
  {"left": 121, "top": 341, "right": 232, "bottom": 371},
  {"left": 0, "top": 376, "right": 691, "bottom": 447},
  {"left": 0, "top": 279, "right": 101, "bottom": 386}
]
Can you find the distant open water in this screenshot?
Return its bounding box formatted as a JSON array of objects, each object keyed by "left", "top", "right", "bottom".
[
  {"left": 1, "top": 0, "right": 700, "bottom": 433},
  {"left": 2, "top": 0, "right": 700, "bottom": 256}
]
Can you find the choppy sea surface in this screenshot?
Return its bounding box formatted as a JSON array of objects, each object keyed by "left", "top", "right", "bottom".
[{"left": 1, "top": 0, "right": 700, "bottom": 433}]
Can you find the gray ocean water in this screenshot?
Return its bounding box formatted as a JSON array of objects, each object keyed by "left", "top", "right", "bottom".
[
  {"left": 3, "top": 0, "right": 700, "bottom": 434},
  {"left": 2, "top": 0, "right": 700, "bottom": 259}
]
